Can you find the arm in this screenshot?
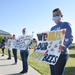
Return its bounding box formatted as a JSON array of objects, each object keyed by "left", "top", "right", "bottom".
[
  {"left": 59, "top": 23, "right": 73, "bottom": 51},
  {"left": 63, "top": 23, "right": 73, "bottom": 48}
]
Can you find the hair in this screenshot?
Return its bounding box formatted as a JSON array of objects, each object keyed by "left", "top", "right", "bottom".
[
  {"left": 13, "top": 34, "right": 15, "bottom": 37},
  {"left": 2, "top": 39, "right": 5, "bottom": 42},
  {"left": 22, "top": 28, "right": 26, "bottom": 31},
  {"left": 22, "top": 28, "right": 26, "bottom": 33},
  {"left": 53, "top": 8, "right": 63, "bottom": 17}
]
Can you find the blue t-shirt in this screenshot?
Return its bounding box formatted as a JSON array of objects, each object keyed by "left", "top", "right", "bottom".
[{"left": 50, "top": 22, "right": 73, "bottom": 54}]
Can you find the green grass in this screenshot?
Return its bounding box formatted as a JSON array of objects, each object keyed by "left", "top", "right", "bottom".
[
  {"left": 64, "top": 49, "right": 75, "bottom": 75},
  {"left": 0, "top": 48, "right": 75, "bottom": 75}
]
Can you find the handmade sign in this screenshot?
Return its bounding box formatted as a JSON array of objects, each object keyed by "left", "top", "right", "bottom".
[
  {"left": 6, "top": 39, "right": 16, "bottom": 50},
  {"left": 6, "top": 39, "right": 12, "bottom": 49},
  {"left": 30, "top": 29, "right": 66, "bottom": 65},
  {"left": 16, "top": 35, "right": 33, "bottom": 50}
]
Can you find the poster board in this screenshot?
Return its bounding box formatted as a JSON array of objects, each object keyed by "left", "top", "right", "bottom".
[
  {"left": 16, "top": 35, "right": 33, "bottom": 50},
  {"left": 30, "top": 29, "right": 66, "bottom": 65},
  {"left": 6, "top": 39, "right": 16, "bottom": 50}
]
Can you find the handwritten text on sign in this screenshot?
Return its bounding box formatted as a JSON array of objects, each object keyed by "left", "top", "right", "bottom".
[
  {"left": 6, "top": 39, "right": 16, "bottom": 50},
  {"left": 30, "top": 29, "right": 66, "bottom": 65},
  {"left": 16, "top": 35, "right": 33, "bottom": 50}
]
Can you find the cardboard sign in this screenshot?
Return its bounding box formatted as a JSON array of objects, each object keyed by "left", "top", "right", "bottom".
[
  {"left": 30, "top": 29, "right": 66, "bottom": 65},
  {"left": 6, "top": 39, "right": 12, "bottom": 49},
  {"left": 16, "top": 35, "right": 33, "bottom": 50},
  {"left": 6, "top": 39, "right": 16, "bottom": 50}
]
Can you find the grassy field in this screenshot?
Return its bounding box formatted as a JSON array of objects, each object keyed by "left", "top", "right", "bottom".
[{"left": 0, "top": 48, "right": 75, "bottom": 75}]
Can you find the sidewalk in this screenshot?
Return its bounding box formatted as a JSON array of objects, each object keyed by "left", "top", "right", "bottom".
[{"left": 0, "top": 54, "right": 41, "bottom": 75}]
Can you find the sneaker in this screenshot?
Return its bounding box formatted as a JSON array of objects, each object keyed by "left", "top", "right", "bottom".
[
  {"left": 7, "top": 58, "right": 11, "bottom": 60},
  {"left": 1, "top": 54, "right": 4, "bottom": 56},
  {"left": 19, "top": 70, "right": 27, "bottom": 74}
]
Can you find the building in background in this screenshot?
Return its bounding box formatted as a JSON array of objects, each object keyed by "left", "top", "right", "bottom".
[{"left": 0, "top": 29, "right": 12, "bottom": 40}]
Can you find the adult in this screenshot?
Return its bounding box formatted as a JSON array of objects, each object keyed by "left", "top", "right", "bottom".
[
  {"left": 19, "top": 28, "right": 32, "bottom": 74},
  {"left": 12, "top": 34, "right": 17, "bottom": 64},
  {"left": 50, "top": 8, "right": 73, "bottom": 75},
  {"left": 1, "top": 39, "right": 5, "bottom": 56}
]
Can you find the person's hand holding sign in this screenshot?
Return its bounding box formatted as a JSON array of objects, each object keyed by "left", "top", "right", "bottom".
[{"left": 59, "top": 45, "right": 66, "bottom": 51}]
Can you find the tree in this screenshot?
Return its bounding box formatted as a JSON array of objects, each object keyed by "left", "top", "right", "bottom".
[{"left": 0, "top": 36, "right": 3, "bottom": 43}]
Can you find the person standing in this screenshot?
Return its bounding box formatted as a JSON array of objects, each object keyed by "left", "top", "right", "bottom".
[
  {"left": 19, "top": 28, "right": 32, "bottom": 74},
  {"left": 49, "top": 8, "right": 73, "bottom": 75},
  {"left": 12, "top": 34, "right": 17, "bottom": 64},
  {"left": 7, "top": 38, "right": 12, "bottom": 60},
  {"left": 1, "top": 39, "right": 5, "bottom": 56}
]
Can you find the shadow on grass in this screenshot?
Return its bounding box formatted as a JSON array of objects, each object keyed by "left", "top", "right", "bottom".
[
  {"left": 64, "top": 67, "right": 75, "bottom": 75},
  {"left": 69, "top": 54, "right": 75, "bottom": 58}
]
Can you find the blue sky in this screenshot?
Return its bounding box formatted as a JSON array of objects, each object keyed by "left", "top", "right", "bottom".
[{"left": 0, "top": 0, "right": 75, "bottom": 42}]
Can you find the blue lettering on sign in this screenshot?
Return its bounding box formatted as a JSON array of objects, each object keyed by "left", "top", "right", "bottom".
[
  {"left": 37, "top": 33, "right": 47, "bottom": 41},
  {"left": 37, "top": 42, "right": 48, "bottom": 50},
  {"left": 42, "top": 54, "right": 58, "bottom": 64}
]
